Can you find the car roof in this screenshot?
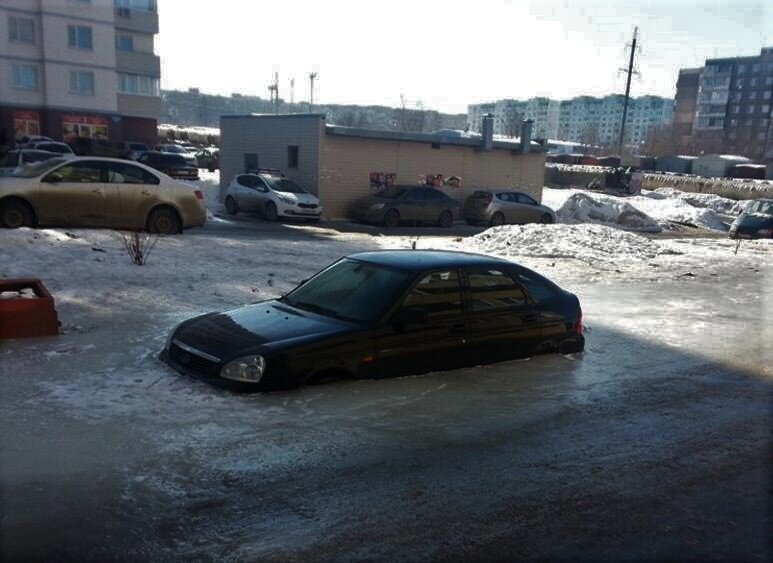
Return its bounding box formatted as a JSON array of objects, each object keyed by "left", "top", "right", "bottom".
[{"left": 347, "top": 250, "right": 513, "bottom": 271}]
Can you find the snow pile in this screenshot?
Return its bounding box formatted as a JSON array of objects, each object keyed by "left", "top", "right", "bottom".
[
  {"left": 457, "top": 223, "right": 672, "bottom": 265},
  {"left": 556, "top": 192, "right": 662, "bottom": 232},
  {"left": 646, "top": 188, "right": 744, "bottom": 215},
  {"left": 632, "top": 191, "right": 729, "bottom": 231}
]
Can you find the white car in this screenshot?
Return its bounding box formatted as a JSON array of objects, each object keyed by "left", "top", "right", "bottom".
[
  {"left": 224, "top": 173, "right": 322, "bottom": 221},
  {"left": 0, "top": 149, "right": 64, "bottom": 177},
  {"left": 27, "top": 141, "right": 74, "bottom": 155}
]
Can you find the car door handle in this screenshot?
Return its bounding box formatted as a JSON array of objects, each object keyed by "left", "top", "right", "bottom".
[
  {"left": 522, "top": 313, "right": 539, "bottom": 323},
  {"left": 449, "top": 324, "right": 467, "bottom": 334}
]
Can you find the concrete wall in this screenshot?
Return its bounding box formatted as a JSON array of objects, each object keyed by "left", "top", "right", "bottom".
[
  {"left": 219, "top": 115, "right": 324, "bottom": 200},
  {"left": 319, "top": 135, "right": 546, "bottom": 219},
  {"left": 544, "top": 165, "right": 604, "bottom": 188}
]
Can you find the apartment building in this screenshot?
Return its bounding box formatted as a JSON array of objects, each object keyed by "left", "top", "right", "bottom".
[
  {"left": 673, "top": 68, "right": 702, "bottom": 153},
  {"left": 0, "top": 0, "right": 160, "bottom": 147},
  {"left": 468, "top": 94, "right": 672, "bottom": 148},
  {"left": 683, "top": 47, "right": 773, "bottom": 161}
]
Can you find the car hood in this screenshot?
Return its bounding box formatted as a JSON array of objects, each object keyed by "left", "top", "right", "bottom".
[
  {"left": 732, "top": 213, "right": 773, "bottom": 229},
  {"left": 0, "top": 176, "right": 30, "bottom": 187},
  {"left": 173, "top": 300, "right": 351, "bottom": 360},
  {"left": 276, "top": 191, "right": 319, "bottom": 205}
]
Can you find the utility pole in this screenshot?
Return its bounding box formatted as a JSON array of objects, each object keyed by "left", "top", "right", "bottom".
[
  {"left": 309, "top": 72, "right": 318, "bottom": 107},
  {"left": 289, "top": 77, "right": 295, "bottom": 111},
  {"left": 617, "top": 26, "right": 640, "bottom": 155}
]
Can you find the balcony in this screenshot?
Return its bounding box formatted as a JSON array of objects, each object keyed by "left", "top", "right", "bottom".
[
  {"left": 117, "top": 93, "right": 161, "bottom": 119},
  {"left": 116, "top": 51, "right": 160, "bottom": 76},
  {"left": 113, "top": 8, "right": 159, "bottom": 34}
]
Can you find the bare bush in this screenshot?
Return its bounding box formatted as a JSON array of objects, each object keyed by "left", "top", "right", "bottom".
[{"left": 115, "top": 231, "right": 159, "bottom": 265}]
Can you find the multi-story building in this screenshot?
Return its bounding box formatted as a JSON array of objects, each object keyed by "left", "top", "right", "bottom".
[
  {"left": 679, "top": 47, "right": 773, "bottom": 161},
  {"left": 673, "top": 68, "right": 702, "bottom": 153},
  {"left": 468, "top": 94, "right": 672, "bottom": 149},
  {"left": 0, "top": 0, "right": 160, "bottom": 147}
]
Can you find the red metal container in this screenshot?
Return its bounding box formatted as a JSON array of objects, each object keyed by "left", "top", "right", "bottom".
[{"left": 0, "top": 278, "right": 60, "bottom": 339}]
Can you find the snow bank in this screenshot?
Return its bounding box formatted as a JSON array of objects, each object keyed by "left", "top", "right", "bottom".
[
  {"left": 556, "top": 192, "right": 662, "bottom": 232},
  {"left": 456, "top": 223, "right": 672, "bottom": 265},
  {"left": 646, "top": 188, "right": 744, "bottom": 215}
]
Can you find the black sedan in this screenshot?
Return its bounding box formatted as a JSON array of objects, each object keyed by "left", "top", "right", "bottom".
[
  {"left": 350, "top": 185, "right": 460, "bottom": 227},
  {"left": 161, "top": 250, "right": 584, "bottom": 391}
]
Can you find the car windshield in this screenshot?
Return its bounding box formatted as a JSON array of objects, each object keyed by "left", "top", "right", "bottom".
[
  {"left": 129, "top": 143, "right": 149, "bottom": 151},
  {"left": 376, "top": 187, "right": 409, "bottom": 199},
  {"left": 164, "top": 145, "right": 187, "bottom": 154},
  {"left": 746, "top": 201, "right": 773, "bottom": 215},
  {"left": 281, "top": 258, "right": 411, "bottom": 323},
  {"left": 12, "top": 158, "right": 66, "bottom": 177},
  {"left": 266, "top": 177, "right": 307, "bottom": 194}
]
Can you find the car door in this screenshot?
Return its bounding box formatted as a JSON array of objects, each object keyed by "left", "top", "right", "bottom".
[
  {"left": 105, "top": 161, "right": 162, "bottom": 229},
  {"left": 516, "top": 193, "right": 543, "bottom": 222},
  {"left": 35, "top": 160, "right": 108, "bottom": 227},
  {"left": 373, "top": 269, "right": 470, "bottom": 378},
  {"left": 512, "top": 268, "right": 570, "bottom": 346},
  {"left": 424, "top": 188, "right": 452, "bottom": 222},
  {"left": 400, "top": 188, "right": 428, "bottom": 222},
  {"left": 463, "top": 266, "right": 545, "bottom": 361}
]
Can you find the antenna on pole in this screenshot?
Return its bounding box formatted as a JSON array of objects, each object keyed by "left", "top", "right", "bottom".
[
  {"left": 309, "top": 72, "right": 318, "bottom": 107},
  {"left": 267, "top": 72, "right": 279, "bottom": 114},
  {"left": 617, "top": 26, "right": 640, "bottom": 155}
]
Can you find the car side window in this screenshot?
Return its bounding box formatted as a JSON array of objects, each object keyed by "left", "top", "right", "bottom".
[
  {"left": 106, "top": 162, "right": 159, "bottom": 185},
  {"left": 515, "top": 272, "right": 559, "bottom": 303},
  {"left": 424, "top": 189, "right": 446, "bottom": 200},
  {"left": 497, "top": 193, "right": 512, "bottom": 202},
  {"left": 236, "top": 174, "right": 254, "bottom": 187},
  {"left": 466, "top": 269, "right": 527, "bottom": 312},
  {"left": 401, "top": 270, "right": 462, "bottom": 319},
  {"left": 407, "top": 189, "right": 426, "bottom": 201},
  {"left": 254, "top": 177, "right": 269, "bottom": 192},
  {"left": 46, "top": 161, "right": 102, "bottom": 183},
  {"left": 517, "top": 194, "right": 537, "bottom": 205}
]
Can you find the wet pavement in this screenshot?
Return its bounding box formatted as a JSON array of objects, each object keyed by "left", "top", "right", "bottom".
[{"left": 1, "top": 244, "right": 771, "bottom": 561}]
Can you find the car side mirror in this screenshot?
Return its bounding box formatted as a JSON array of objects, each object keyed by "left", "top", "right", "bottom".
[
  {"left": 394, "top": 307, "right": 428, "bottom": 326},
  {"left": 44, "top": 173, "right": 63, "bottom": 183}
]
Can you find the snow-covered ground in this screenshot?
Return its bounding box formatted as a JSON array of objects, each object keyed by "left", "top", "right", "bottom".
[{"left": 2, "top": 172, "right": 772, "bottom": 560}]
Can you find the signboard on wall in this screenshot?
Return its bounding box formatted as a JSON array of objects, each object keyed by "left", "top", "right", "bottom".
[
  {"left": 13, "top": 110, "right": 40, "bottom": 140},
  {"left": 369, "top": 172, "right": 396, "bottom": 190},
  {"left": 62, "top": 115, "right": 109, "bottom": 142}
]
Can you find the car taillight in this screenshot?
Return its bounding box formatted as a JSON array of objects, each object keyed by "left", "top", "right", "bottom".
[
  {"left": 194, "top": 190, "right": 204, "bottom": 200},
  {"left": 575, "top": 310, "right": 583, "bottom": 335}
]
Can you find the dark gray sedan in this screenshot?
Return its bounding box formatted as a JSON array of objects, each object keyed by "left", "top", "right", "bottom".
[{"left": 350, "top": 185, "right": 461, "bottom": 227}]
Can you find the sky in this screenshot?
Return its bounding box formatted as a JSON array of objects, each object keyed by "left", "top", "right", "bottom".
[{"left": 158, "top": 0, "right": 771, "bottom": 114}]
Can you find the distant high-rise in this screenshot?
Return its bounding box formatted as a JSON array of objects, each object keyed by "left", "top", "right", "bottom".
[
  {"left": 467, "top": 94, "right": 673, "bottom": 149},
  {"left": 676, "top": 47, "right": 773, "bottom": 161},
  {"left": 0, "top": 0, "right": 161, "bottom": 146}
]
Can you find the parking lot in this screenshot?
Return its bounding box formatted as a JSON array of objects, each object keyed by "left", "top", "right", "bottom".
[{"left": 1, "top": 213, "right": 771, "bottom": 561}]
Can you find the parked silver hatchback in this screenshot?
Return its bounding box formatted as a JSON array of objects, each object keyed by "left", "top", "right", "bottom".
[
  {"left": 463, "top": 190, "right": 556, "bottom": 226},
  {"left": 224, "top": 173, "right": 322, "bottom": 221}
]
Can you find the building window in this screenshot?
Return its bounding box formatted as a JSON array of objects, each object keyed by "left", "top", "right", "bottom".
[
  {"left": 8, "top": 16, "right": 35, "bottom": 43},
  {"left": 69, "top": 70, "right": 95, "bottom": 95},
  {"left": 287, "top": 145, "right": 299, "bottom": 169},
  {"left": 67, "top": 24, "right": 93, "bottom": 49},
  {"left": 765, "top": 77, "right": 773, "bottom": 86},
  {"left": 729, "top": 118, "right": 738, "bottom": 127},
  {"left": 114, "top": 0, "right": 157, "bottom": 12},
  {"left": 749, "top": 91, "right": 757, "bottom": 100},
  {"left": 752, "top": 63, "right": 760, "bottom": 73},
  {"left": 117, "top": 73, "right": 159, "bottom": 96},
  {"left": 737, "top": 64, "right": 746, "bottom": 73},
  {"left": 750, "top": 77, "right": 758, "bottom": 87},
  {"left": 115, "top": 34, "right": 134, "bottom": 51},
  {"left": 11, "top": 64, "right": 38, "bottom": 90},
  {"left": 762, "top": 104, "right": 770, "bottom": 114}
]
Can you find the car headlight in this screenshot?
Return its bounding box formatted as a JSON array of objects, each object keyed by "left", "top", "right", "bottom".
[
  {"left": 277, "top": 195, "right": 294, "bottom": 204},
  {"left": 165, "top": 323, "right": 180, "bottom": 351},
  {"left": 369, "top": 203, "right": 385, "bottom": 210},
  {"left": 220, "top": 355, "right": 266, "bottom": 383}
]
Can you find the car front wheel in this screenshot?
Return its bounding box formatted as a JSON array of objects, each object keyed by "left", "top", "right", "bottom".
[
  {"left": 383, "top": 209, "right": 400, "bottom": 228},
  {"left": 264, "top": 201, "right": 278, "bottom": 221},
  {"left": 540, "top": 213, "right": 554, "bottom": 224}
]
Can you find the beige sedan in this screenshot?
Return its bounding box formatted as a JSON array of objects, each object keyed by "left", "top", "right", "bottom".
[{"left": 0, "top": 157, "right": 206, "bottom": 234}]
